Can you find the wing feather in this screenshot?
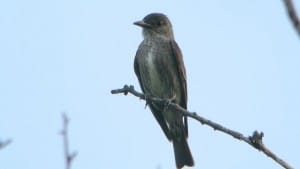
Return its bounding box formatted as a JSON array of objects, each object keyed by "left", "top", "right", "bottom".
[{"left": 169, "top": 41, "right": 189, "bottom": 138}]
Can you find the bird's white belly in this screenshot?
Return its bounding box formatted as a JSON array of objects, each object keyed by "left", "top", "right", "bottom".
[{"left": 145, "top": 50, "right": 165, "bottom": 97}]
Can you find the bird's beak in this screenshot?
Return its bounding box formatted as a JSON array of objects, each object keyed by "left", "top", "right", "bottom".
[{"left": 134, "top": 20, "right": 152, "bottom": 29}]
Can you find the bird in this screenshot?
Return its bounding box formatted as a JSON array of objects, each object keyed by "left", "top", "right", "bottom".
[{"left": 133, "top": 13, "right": 194, "bottom": 169}]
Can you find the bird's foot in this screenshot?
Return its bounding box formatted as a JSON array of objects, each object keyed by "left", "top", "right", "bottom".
[
  {"left": 163, "top": 94, "right": 176, "bottom": 111},
  {"left": 144, "top": 93, "right": 151, "bottom": 109}
]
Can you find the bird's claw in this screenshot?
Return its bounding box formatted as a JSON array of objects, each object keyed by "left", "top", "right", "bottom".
[
  {"left": 163, "top": 94, "right": 176, "bottom": 111},
  {"left": 144, "top": 93, "right": 151, "bottom": 109}
]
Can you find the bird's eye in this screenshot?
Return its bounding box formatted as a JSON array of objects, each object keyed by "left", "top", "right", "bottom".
[{"left": 157, "top": 21, "right": 164, "bottom": 27}]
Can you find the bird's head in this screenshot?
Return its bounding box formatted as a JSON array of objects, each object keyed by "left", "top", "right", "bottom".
[{"left": 134, "top": 13, "right": 174, "bottom": 41}]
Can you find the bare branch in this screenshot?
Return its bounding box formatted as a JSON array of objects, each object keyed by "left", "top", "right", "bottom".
[
  {"left": 111, "top": 85, "right": 294, "bottom": 169},
  {"left": 0, "top": 139, "right": 12, "bottom": 150},
  {"left": 60, "top": 113, "right": 77, "bottom": 169},
  {"left": 283, "top": 0, "right": 300, "bottom": 37}
]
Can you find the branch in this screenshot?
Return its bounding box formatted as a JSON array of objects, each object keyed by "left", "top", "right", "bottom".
[
  {"left": 283, "top": 0, "right": 300, "bottom": 37},
  {"left": 111, "top": 85, "right": 294, "bottom": 169},
  {"left": 60, "top": 113, "right": 77, "bottom": 169},
  {"left": 0, "top": 139, "right": 12, "bottom": 150}
]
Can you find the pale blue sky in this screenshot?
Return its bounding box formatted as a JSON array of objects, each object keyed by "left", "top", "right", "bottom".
[{"left": 0, "top": 1, "right": 299, "bottom": 169}]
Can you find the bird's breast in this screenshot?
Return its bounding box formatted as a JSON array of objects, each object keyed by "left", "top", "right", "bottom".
[
  {"left": 144, "top": 47, "right": 163, "bottom": 94},
  {"left": 137, "top": 41, "right": 175, "bottom": 99}
]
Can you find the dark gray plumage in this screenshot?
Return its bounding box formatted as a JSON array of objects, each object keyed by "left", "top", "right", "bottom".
[{"left": 133, "top": 13, "right": 194, "bottom": 169}]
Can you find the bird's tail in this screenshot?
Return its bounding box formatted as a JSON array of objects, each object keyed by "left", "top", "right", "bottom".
[{"left": 173, "top": 137, "right": 194, "bottom": 169}]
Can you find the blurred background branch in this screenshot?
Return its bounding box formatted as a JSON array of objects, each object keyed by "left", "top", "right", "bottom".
[
  {"left": 0, "top": 139, "right": 12, "bottom": 150},
  {"left": 283, "top": 0, "right": 300, "bottom": 37},
  {"left": 60, "top": 113, "right": 77, "bottom": 169}
]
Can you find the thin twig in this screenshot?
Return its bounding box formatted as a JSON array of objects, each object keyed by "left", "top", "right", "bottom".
[
  {"left": 60, "top": 113, "right": 77, "bottom": 169},
  {"left": 111, "top": 85, "right": 294, "bottom": 169},
  {"left": 283, "top": 0, "right": 300, "bottom": 37},
  {"left": 0, "top": 139, "right": 12, "bottom": 150}
]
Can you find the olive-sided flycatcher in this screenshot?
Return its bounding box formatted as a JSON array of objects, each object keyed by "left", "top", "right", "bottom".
[{"left": 133, "top": 13, "right": 194, "bottom": 169}]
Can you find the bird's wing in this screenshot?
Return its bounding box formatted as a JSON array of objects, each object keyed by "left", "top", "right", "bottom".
[
  {"left": 134, "top": 48, "right": 172, "bottom": 141},
  {"left": 170, "top": 41, "right": 189, "bottom": 138}
]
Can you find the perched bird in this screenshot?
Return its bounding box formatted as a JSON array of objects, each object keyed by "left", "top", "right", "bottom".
[{"left": 133, "top": 13, "right": 194, "bottom": 169}]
